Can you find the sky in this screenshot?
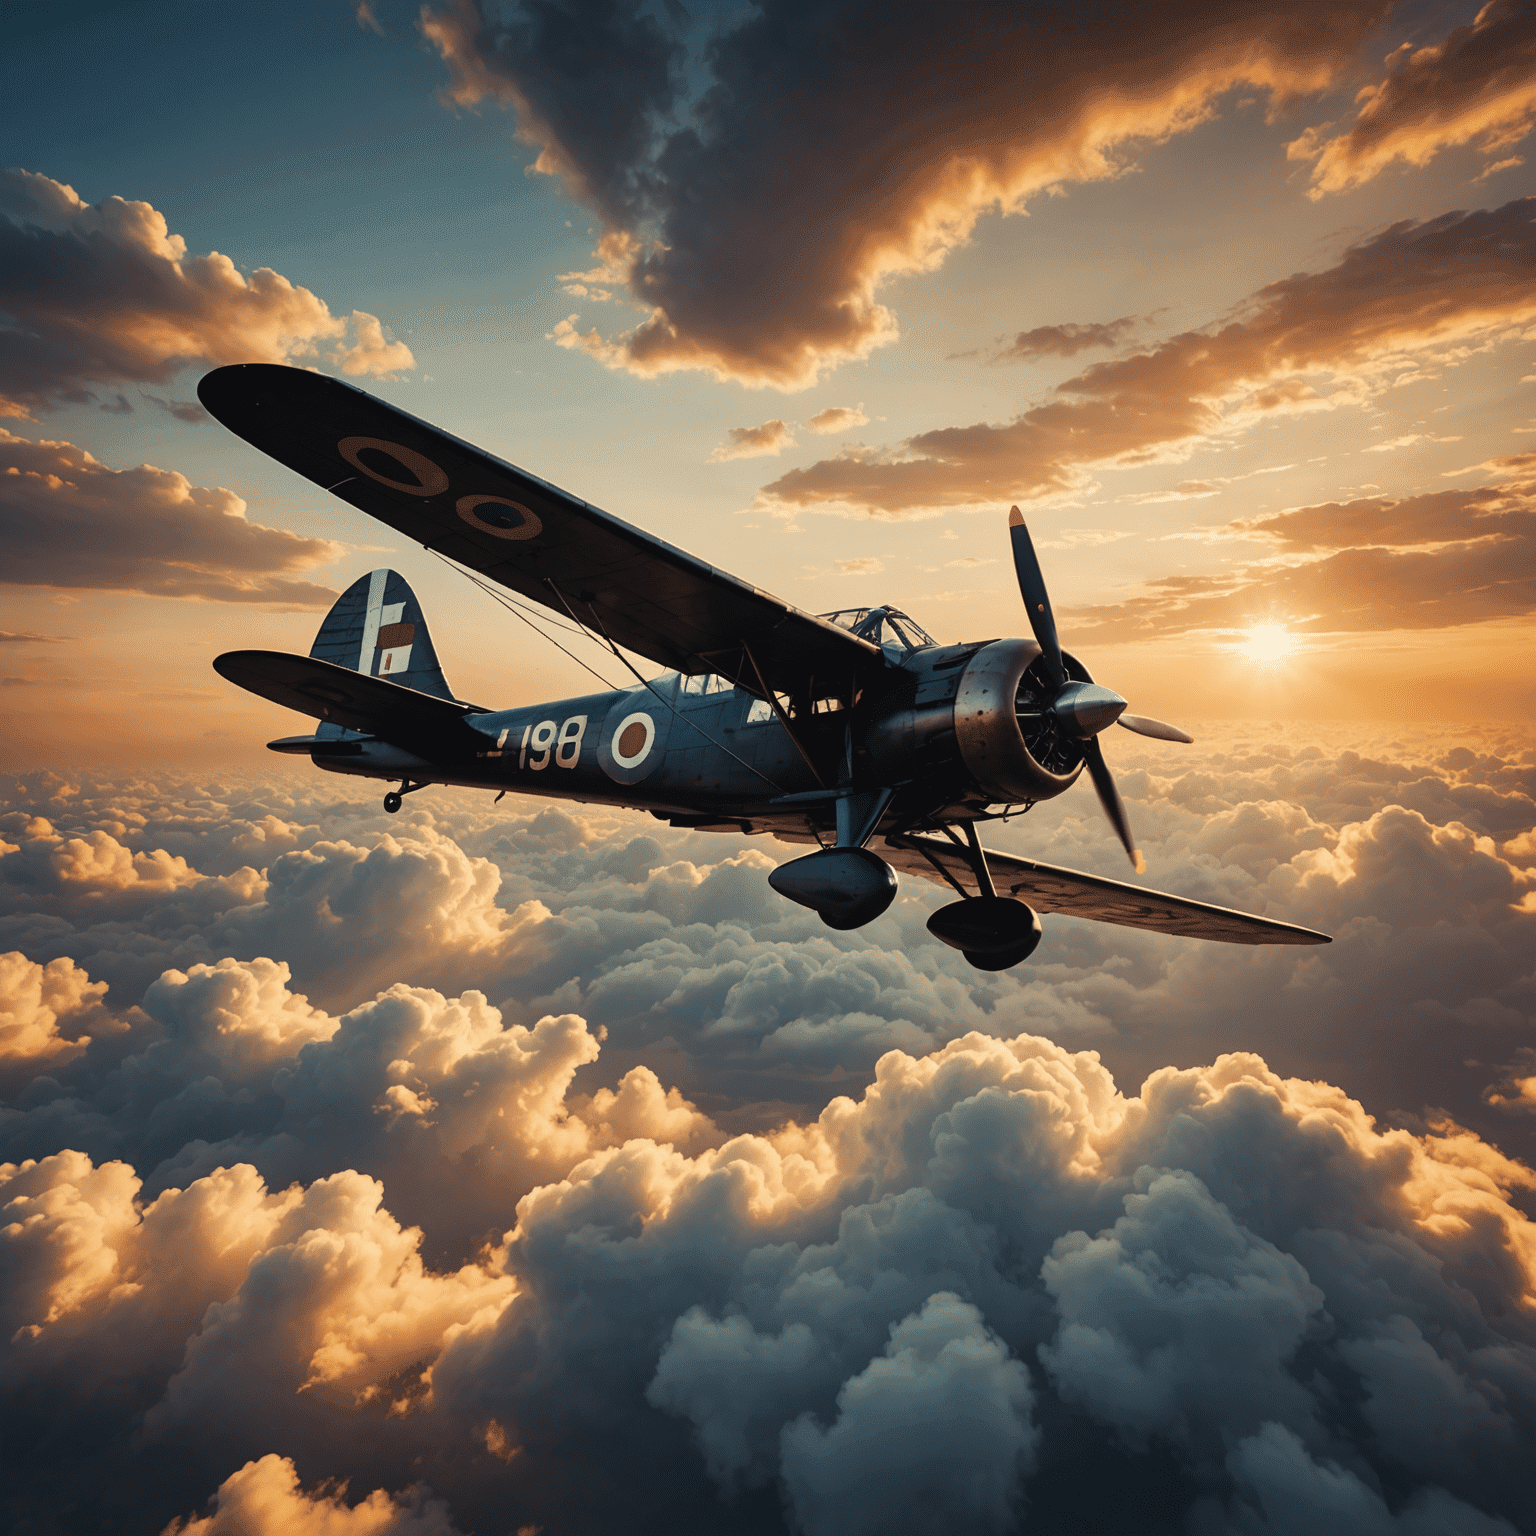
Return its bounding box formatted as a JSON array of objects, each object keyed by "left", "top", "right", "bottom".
[{"left": 2, "top": 2, "right": 1535, "bottom": 1534}]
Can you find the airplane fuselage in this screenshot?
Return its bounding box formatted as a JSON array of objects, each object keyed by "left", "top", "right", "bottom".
[{"left": 294, "top": 635, "right": 1088, "bottom": 843}]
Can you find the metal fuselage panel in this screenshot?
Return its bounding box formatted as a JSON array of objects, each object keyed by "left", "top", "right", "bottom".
[{"left": 310, "top": 640, "right": 1084, "bottom": 829}]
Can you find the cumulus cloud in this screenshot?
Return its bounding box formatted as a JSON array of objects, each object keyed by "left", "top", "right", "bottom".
[
  {"left": 427, "top": 1033, "right": 1535, "bottom": 1535},
  {"left": 0, "top": 951, "right": 116, "bottom": 1075},
  {"left": 756, "top": 198, "right": 1536, "bottom": 517},
  {"left": 2, "top": 738, "right": 1533, "bottom": 1168},
  {"left": 422, "top": 0, "right": 1392, "bottom": 389},
  {"left": 991, "top": 317, "right": 1137, "bottom": 363},
  {"left": 1067, "top": 478, "right": 1536, "bottom": 641},
  {"left": 3, "top": 1150, "right": 511, "bottom": 1531},
  {"left": 1288, "top": 0, "right": 1536, "bottom": 197},
  {"left": 0, "top": 427, "right": 343, "bottom": 605},
  {"left": 164, "top": 1454, "right": 462, "bottom": 1535},
  {"left": 1, "top": 748, "right": 1534, "bottom": 1533},
  {"left": 0, "top": 169, "right": 415, "bottom": 418},
  {"left": 709, "top": 419, "right": 796, "bottom": 462},
  {"left": 806, "top": 405, "right": 869, "bottom": 435}
]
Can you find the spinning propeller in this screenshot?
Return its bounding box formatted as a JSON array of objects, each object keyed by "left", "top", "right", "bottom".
[{"left": 1007, "top": 506, "right": 1191, "bottom": 874}]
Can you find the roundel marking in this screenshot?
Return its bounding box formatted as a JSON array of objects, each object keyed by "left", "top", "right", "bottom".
[
  {"left": 337, "top": 437, "right": 450, "bottom": 496},
  {"left": 610, "top": 711, "right": 655, "bottom": 769},
  {"left": 457, "top": 495, "right": 543, "bottom": 541}
]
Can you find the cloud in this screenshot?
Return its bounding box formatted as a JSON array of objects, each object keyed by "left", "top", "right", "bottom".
[
  {"left": 709, "top": 419, "right": 796, "bottom": 462},
  {"left": 3, "top": 1150, "right": 512, "bottom": 1529},
  {"left": 1066, "top": 479, "right": 1535, "bottom": 641},
  {"left": 3, "top": 739, "right": 1533, "bottom": 1182},
  {"left": 1, "top": 750, "right": 1534, "bottom": 1532},
  {"left": 755, "top": 198, "right": 1536, "bottom": 517},
  {"left": 428, "top": 1032, "right": 1534, "bottom": 1534},
  {"left": 1288, "top": 0, "right": 1536, "bottom": 198},
  {"left": 991, "top": 317, "right": 1137, "bottom": 362},
  {"left": 421, "top": 0, "right": 1393, "bottom": 389},
  {"left": 1474, "top": 154, "right": 1526, "bottom": 184},
  {"left": 834, "top": 557, "right": 883, "bottom": 575},
  {"left": 163, "top": 1454, "right": 462, "bottom": 1535},
  {"left": 0, "top": 951, "right": 115, "bottom": 1073},
  {"left": 0, "top": 427, "right": 343, "bottom": 605},
  {"left": 0, "top": 169, "right": 415, "bottom": 418},
  {"left": 141, "top": 393, "right": 209, "bottom": 425},
  {"left": 806, "top": 405, "right": 869, "bottom": 435},
  {"left": 776, "top": 1292, "right": 1036, "bottom": 1536}
]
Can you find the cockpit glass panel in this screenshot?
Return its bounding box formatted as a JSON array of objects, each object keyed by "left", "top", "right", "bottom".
[
  {"left": 885, "top": 610, "right": 936, "bottom": 648},
  {"left": 821, "top": 608, "right": 871, "bottom": 632},
  {"left": 817, "top": 606, "right": 935, "bottom": 649}
]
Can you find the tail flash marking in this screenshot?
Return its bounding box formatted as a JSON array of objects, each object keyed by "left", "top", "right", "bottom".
[{"left": 357, "top": 568, "right": 387, "bottom": 673}]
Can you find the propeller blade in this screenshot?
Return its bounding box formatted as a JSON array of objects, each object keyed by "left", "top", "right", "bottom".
[
  {"left": 1083, "top": 736, "right": 1144, "bottom": 873},
  {"left": 1117, "top": 714, "right": 1194, "bottom": 744},
  {"left": 1008, "top": 506, "right": 1064, "bottom": 688}
]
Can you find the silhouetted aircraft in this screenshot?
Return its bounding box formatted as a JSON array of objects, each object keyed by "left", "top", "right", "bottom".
[{"left": 199, "top": 365, "right": 1329, "bottom": 968}]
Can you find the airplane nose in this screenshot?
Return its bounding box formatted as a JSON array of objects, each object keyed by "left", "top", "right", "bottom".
[{"left": 1052, "top": 682, "right": 1128, "bottom": 738}]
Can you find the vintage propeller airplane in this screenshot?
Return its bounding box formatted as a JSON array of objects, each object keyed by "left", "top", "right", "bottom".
[{"left": 199, "top": 364, "right": 1329, "bottom": 969}]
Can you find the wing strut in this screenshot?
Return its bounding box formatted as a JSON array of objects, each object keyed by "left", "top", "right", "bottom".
[
  {"left": 541, "top": 578, "right": 791, "bottom": 795},
  {"left": 743, "top": 642, "right": 827, "bottom": 789}
]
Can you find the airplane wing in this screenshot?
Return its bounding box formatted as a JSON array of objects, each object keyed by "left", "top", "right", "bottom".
[
  {"left": 198, "top": 365, "right": 882, "bottom": 697},
  {"left": 214, "top": 650, "right": 489, "bottom": 755},
  {"left": 880, "top": 832, "right": 1330, "bottom": 946}
]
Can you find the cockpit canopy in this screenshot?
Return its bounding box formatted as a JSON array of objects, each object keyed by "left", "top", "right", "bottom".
[{"left": 820, "top": 606, "right": 936, "bottom": 651}]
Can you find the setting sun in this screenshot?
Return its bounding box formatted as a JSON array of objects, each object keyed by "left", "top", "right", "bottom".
[{"left": 1242, "top": 623, "right": 1297, "bottom": 663}]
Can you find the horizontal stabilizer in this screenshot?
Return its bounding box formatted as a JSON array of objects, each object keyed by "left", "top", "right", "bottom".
[
  {"left": 215, "top": 650, "right": 488, "bottom": 753},
  {"left": 882, "top": 833, "right": 1330, "bottom": 946}
]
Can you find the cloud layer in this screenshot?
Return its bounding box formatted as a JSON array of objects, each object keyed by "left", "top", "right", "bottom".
[
  {"left": 424, "top": 0, "right": 1394, "bottom": 389},
  {"left": 1289, "top": 0, "right": 1536, "bottom": 197},
  {"left": 1069, "top": 472, "right": 1536, "bottom": 641},
  {"left": 757, "top": 197, "right": 1536, "bottom": 516},
  {"left": 1, "top": 745, "right": 1531, "bottom": 1532},
  {"left": 0, "top": 428, "right": 342, "bottom": 605},
  {"left": 0, "top": 169, "right": 414, "bottom": 418}
]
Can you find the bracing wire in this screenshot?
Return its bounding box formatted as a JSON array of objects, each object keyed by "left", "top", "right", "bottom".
[
  {"left": 544, "top": 580, "right": 790, "bottom": 795},
  {"left": 427, "top": 550, "right": 789, "bottom": 794},
  {"left": 427, "top": 550, "right": 621, "bottom": 693}
]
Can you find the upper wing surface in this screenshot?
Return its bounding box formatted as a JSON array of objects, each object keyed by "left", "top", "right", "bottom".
[
  {"left": 198, "top": 365, "right": 880, "bottom": 696},
  {"left": 881, "top": 833, "right": 1330, "bottom": 946}
]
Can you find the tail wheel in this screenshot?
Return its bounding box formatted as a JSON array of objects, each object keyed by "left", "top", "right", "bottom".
[{"left": 383, "top": 791, "right": 402, "bottom": 814}]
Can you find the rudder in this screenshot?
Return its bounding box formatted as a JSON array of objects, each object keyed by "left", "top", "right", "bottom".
[{"left": 310, "top": 569, "right": 457, "bottom": 701}]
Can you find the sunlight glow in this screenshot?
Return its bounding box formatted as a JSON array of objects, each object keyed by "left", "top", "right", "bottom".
[{"left": 1242, "top": 623, "right": 1297, "bottom": 663}]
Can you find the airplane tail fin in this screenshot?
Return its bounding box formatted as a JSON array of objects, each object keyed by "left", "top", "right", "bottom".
[{"left": 310, "top": 569, "right": 458, "bottom": 701}]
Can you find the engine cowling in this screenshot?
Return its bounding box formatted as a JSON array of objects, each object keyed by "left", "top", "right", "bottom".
[{"left": 954, "top": 639, "right": 1086, "bottom": 804}]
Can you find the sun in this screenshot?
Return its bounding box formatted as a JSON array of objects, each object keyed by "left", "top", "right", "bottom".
[{"left": 1241, "top": 623, "right": 1297, "bottom": 663}]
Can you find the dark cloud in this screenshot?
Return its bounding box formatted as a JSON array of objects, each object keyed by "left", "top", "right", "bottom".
[
  {"left": 423, "top": 0, "right": 1393, "bottom": 388},
  {"left": 0, "top": 169, "right": 413, "bottom": 418},
  {"left": 756, "top": 198, "right": 1536, "bottom": 516},
  {"left": 1289, "top": 0, "right": 1536, "bottom": 196},
  {"left": 0, "top": 427, "right": 342, "bottom": 605},
  {"left": 143, "top": 393, "right": 210, "bottom": 425},
  {"left": 1067, "top": 479, "right": 1536, "bottom": 641},
  {"left": 991, "top": 317, "right": 1137, "bottom": 363}
]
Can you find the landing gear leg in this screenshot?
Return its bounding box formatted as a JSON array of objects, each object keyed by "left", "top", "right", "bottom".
[
  {"left": 925, "top": 821, "right": 1043, "bottom": 969},
  {"left": 382, "top": 780, "right": 427, "bottom": 815}
]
